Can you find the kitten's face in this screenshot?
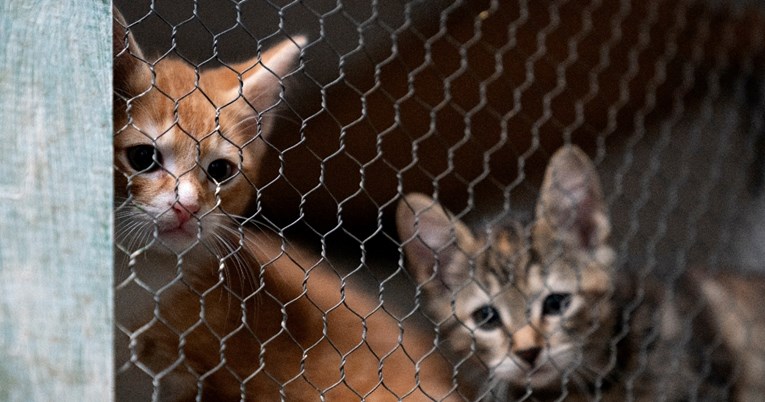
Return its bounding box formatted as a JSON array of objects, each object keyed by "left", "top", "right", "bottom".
[
  {"left": 445, "top": 228, "right": 615, "bottom": 391},
  {"left": 113, "top": 32, "right": 303, "bottom": 253},
  {"left": 398, "top": 146, "right": 616, "bottom": 392}
]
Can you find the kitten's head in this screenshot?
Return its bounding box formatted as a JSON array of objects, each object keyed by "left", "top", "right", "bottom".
[
  {"left": 113, "top": 11, "right": 304, "bottom": 253},
  {"left": 397, "top": 146, "right": 616, "bottom": 392}
]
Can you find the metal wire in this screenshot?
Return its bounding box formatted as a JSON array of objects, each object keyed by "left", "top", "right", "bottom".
[{"left": 114, "top": 1, "right": 765, "bottom": 401}]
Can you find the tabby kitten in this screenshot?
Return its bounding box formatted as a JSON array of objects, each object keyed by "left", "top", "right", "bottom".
[{"left": 397, "top": 146, "right": 737, "bottom": 401}]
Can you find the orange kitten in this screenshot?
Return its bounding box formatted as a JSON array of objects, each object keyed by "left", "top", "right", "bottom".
[
  {"left": 113, "top": 10, "right": 461, "bottom": 401},
  {"left": 113, "top": 19, "right": 302, "bottom": 255}
]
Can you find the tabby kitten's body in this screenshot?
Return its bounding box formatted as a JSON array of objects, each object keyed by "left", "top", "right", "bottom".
[
  {"left": 695, "top": 269, "right": 765, "bottom": 401},
  {"left": 397, "top": 146, "right": 743, "bottom": 401},
  {"left": 114, "top": 12, "right": 459, "bottom": 401}
]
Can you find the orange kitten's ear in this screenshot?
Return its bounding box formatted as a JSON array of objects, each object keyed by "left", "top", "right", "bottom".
[
  {"left": 113, "top": 7, "right": 149, "bottom": 99},
  {"left": 396, "top": 193, "right": 476, "bottom": 290},
  {"left": 535, "top": 146, "right": 610, "bottom": 252},
  {"left": 227, "top": 36, "right": 307, "bottom": 114}
]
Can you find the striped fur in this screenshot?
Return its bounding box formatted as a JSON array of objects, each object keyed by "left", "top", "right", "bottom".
[{"left": 397, "top": 146, "right": 743, "bottom": 401}]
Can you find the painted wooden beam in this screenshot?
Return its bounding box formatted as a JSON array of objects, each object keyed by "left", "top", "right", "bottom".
[{"left": 0, "top": 1, "right": 113, "bottom": 401}]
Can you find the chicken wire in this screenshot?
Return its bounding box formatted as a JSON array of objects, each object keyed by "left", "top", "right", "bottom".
[{"left": 113, "top": 0, "right": 765, "bottom": 401}]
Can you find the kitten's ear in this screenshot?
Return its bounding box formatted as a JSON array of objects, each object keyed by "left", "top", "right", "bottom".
[
  {"left": 113, "top": 7, "right": 149, "bottom": 98},
  {"left": 396, "top": 193, "right": 476, "bottom": 290},
  {"left": 534, "top": 146, "right": 610, "bottom": 252},
  {"left": 227, "top": 36, "right": 307, "bottom": 114}
]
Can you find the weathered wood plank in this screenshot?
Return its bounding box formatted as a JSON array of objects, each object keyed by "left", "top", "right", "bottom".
[{"left": 0, "top": 1, "right": 113, "bottom": 401}]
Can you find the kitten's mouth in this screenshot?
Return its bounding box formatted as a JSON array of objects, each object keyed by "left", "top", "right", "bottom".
[
  {"left": 153, "top": 216, "right": 206, "bottom": 239},
  {"left": 499, "top": 356, "right": 560, "bottom": 389},
  {"left": 159, "top": 227, "right": 193, "bottom": 236},
  {"left": 153, "top": 223, "right": 206, "bottom": 252},
  {"left": 509, "top": 367, "right": 558, "bottom": 391},
  {"left": 158, "top": 223, "right": 199, "bottom": 238}
]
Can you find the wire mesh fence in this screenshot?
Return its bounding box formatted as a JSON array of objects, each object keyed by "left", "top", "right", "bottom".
[{"left": 113, "top": 0, "right": 765, "bottom": 400}]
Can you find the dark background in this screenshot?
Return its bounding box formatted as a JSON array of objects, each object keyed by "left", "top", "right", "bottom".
[{"left": 114, "top": 0, "right": 765, "bottom": 276}]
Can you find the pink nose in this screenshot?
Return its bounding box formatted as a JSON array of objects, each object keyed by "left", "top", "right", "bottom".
[{"left": 172, "top": 202, "right": 200, "bottom": 225}]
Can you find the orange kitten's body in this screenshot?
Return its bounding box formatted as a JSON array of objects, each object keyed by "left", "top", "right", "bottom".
[{"left": 136, "top": 230, "right": 461, "bottom": 401}]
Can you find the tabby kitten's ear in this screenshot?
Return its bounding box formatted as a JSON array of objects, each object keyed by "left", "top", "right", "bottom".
[
  {"left": 534, "top": 146, "right": 610, "bottom": 254},
  {"left": 396, "top": 193, "right": 477, "bottom": 290}
]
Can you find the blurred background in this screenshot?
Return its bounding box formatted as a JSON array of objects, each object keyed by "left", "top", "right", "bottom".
[{"left": 115, "top": 0, "right": 765, "bottom": 272}]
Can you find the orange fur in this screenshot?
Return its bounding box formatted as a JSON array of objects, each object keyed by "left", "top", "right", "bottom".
[
  {"left": 133, "top": 230, "right": 462, "bottom": 401},
  {"left": 113, "top": 9, "right": 461, "bottom": 401},
  {"left": 113, "top": 41, "right": 300, "bottom": 235}
]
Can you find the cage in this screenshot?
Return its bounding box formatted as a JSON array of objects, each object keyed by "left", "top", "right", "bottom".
[{"left": 112, "top": 0, "right": 765, "bottom": 400}]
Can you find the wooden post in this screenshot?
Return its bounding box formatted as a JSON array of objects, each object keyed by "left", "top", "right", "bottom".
[{"left": 0, "top": 1, "right": 113, "bottom": 400}]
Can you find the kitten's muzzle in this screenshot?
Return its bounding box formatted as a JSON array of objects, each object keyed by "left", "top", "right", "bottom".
[
  {"left": 515, "top": 346, "right": 542, "bottom": 366},
  {"left": 511, "top": 325, "right": 544, "bottom": 367},
  {"left": 171, "top": 201, "right": 200, "bottom": 225}
]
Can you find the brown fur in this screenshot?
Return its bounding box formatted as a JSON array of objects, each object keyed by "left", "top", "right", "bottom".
[
  {"left": 397, "top": 146, "right": 745, "bottom": 401},
  {"left": 694, "top": 268, "right": 765, "bottom": 402}
]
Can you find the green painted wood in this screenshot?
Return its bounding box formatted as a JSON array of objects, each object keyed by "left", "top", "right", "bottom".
[{"left": 0, "top": 1, "right": 113, "bottom": 401}]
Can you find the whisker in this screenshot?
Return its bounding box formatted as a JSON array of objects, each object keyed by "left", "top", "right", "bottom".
[
  {"left": 211, "top": 231, "right": 254, "bottom": 325},
  {"left": 117, "top": 219, "right": 150, "bottom": 252},
  {"left": 263, "top": 111, "right": 301, "bottom": 127},
  {"left": 223, "top": 115, "right": 261, "bottom": 135}
]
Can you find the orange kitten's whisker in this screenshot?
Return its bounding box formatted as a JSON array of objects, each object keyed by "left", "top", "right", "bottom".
[
  {"left": 133, "top": 221, "right": 156, "bottom": 252},
  {"left": 115, "top": 210, "right": 150, "bottom": 223},
  {"left": 262, "top": 112, "right": 300, "bottom": 127},
  {"left": 114, "top": 219, "right": 143, "bottom": 242},
  {"left": 210, "top": 231, "right": 258, "bottom": 315},
  {"left": 116, "top": 219, "right": 151, "bottom": 251},
  {"left": 223, "top": 115, "right": 261, "bottom": 136},
  {"left": 210, "top": 225, "right": 261, "bottom": 292},
  {"left": 211, "top": 212, "right": 282, "bottom": 237},
  {"left": 210, "top": 231, "right": 252, "bottom": 283}
]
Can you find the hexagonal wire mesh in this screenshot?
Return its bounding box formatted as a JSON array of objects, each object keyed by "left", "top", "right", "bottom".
[{"left": 113, "top": 0, "right": 765, "bottom": 401}]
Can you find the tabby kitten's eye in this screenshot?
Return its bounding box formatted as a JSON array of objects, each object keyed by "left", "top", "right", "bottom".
[
  {"left": 542, "top": 293, "right": 572, "bottom": 316},
  {"left": 127, "top": 145, "right": 161, "bottom": 172},
  {"left": 207, "top": 159, "right": 236, "bottom": 183},
  {"left": 471, "top": 305, "right": 502, "bottom": 330}
]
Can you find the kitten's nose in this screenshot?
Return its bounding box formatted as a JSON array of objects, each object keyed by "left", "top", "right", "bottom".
[
  {"left": 172, "top": 201, "right": 200, "bottom": 224},
  {"left": 515, "top": 346, "right": 542, "bottom": 366}
]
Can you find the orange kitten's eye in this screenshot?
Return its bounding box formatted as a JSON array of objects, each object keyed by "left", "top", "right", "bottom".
[
  {"left": 207, "top": 159, "right": 236, "bottom": 183},
  {"left": 127, "top": 145, "right": 162, "bottom": 173},
  {"left": 471, "top": 305, "right": 502, "bottom": 330},
  {"left": 542, "top": 293, "right": 572, "bottom": 316}
]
